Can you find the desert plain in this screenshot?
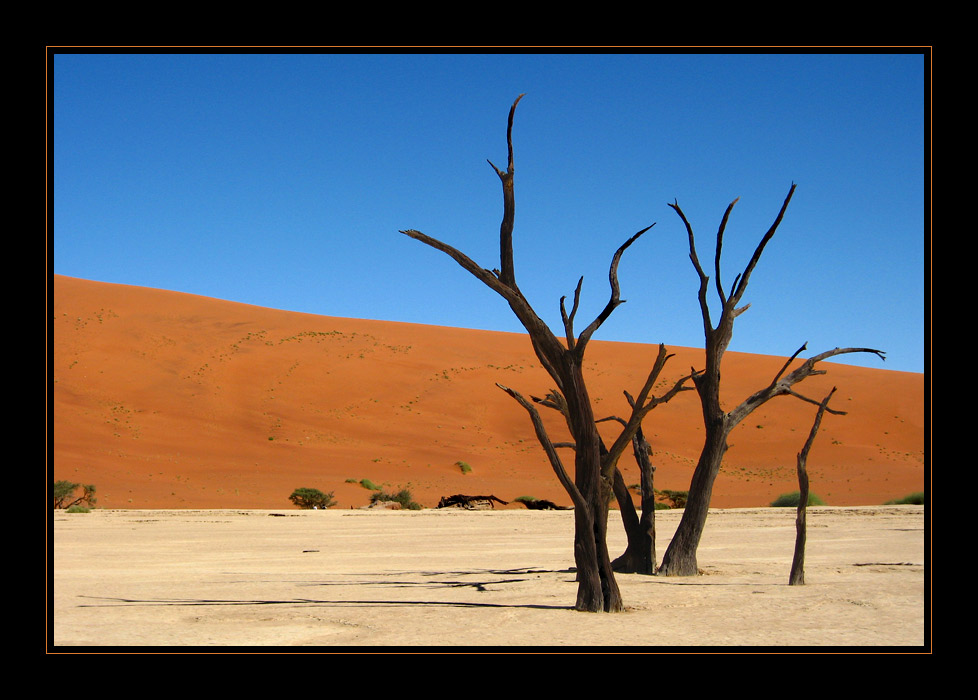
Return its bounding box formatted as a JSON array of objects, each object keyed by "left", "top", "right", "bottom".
[
  {"left": 50, "top": 275, "right": 928, "bottom": 649},
  {"left": 53, "top": 505, "right": 925, "bottom": 648}
]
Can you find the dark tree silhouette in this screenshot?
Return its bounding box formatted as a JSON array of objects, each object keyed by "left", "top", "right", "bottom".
[
  {"left": 402, "top": 96, "right": 689, "bottom": 611},
  {"left": 600, "top": 393, "right": 660, "bottom": 574},
  {"left": 790, "top": 386, "right": 840, "bottom": 585},
  {"left": 656, "top": 188, "right": 885, "bottom": 576}
]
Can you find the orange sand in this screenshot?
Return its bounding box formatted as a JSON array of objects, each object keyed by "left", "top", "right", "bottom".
[{"left": 51, "top": 275, "right": 925, "bottom": 511}]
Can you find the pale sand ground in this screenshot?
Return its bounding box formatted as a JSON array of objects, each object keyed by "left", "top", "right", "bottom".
[{"left": 51, "top": 506, "right": 926, "bottom": 649}]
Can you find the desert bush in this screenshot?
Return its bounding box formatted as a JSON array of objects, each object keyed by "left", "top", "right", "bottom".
[
  {"left": 770, "top": 491, "right": 826, "bottom": 507},
  {"left": 657, "top": 489, "right": 688, "bottom": 509},
  {"left": 288, "top": 487, "right": 337, "bottom": 509},
  {"left": 456, "top": 460, "right": 472, "bottom": 474},
  {"left": 514, "top": 495, "right": 537, "bottom": 503},
  {"left": 885, "top": 492, "right": 925, "bottom": 505},
  {"left": 54, "top": 480, "right": 96, "bottom": 509},
  {"left": 370, "top": 488, "right": 422, "bottom": 510},
  {"left": 359, "top": 478, "right": 382, "bottom": 491},
  {"left": 54, "top": 480, "right": 78, "bottom": 508},
  {"left": 66, "top": 505, "right": 91, "bottom": 513}
]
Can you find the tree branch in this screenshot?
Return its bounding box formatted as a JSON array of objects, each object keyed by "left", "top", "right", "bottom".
[
  {"left": 400, "top": 228, "right": 566, "bottom": 377},
  {"left": 560, "top": 277, "right": 584, "bottom": 350},
  {"left": 497, "top": 383, "right": 586, "bottom": 510},
  {"left": 730, "top": 183, "right": 796, "bottom": 306},
  {"left": 602, "top": 345, "right": 694, "bottom": 476},
  {"left": 669, "top": 200, "right": 713, "bottom": 335},
  {"left": 575, "top": 224, "right": 654, "bottom": 359},
  {"left": 714, "top": 197, "right": 739, "bottom": 307},
  {"left": 487, "top": 93, "right": 525, "bottom": 289},
  {"left": 726, "top": 345, "right": 885, "bottom": 428}
]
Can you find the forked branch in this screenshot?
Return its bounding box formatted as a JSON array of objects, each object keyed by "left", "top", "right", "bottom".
[
  {"left": 669, "top": 183, "right": 797, "bottom": 335},
  {"left": 602, "top": 345, "right": 695, "bottom": 474}
]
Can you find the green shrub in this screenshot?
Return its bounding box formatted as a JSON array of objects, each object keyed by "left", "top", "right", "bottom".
[
  {"left": 66, "top": 505, "right": 91, "bottom": 514},
  {"left": 288, "top": 487, "right": 337, "bottom": 509},
  {"left": 770, "top": 491, "right": 826, "bottom": 507},
  {"left": 456, "top": 460, "right": 472, "bottom": 474},
  {"left": 657, "top": 489, "right": 688, "bottom": 509},
  {"left": 654, "top": 502, "right": 672, "bottom": 510},
  {"left": 370, "top": 488, "right": 422, "bottom": 510},
  {"left": 54, "top": 480, "right": 96, "bottom": 509},
  {"left": 885, "top": 492, "right": 925, "bottom": 505},
  {"left": 54, "top": 480, "right": 79, "bottom": 509},
  {"left": 514, "top": 495, "right": 537, "bottom": 503},
  {"left": 359, "top": 478, "right": 382, "bottom": 491}
]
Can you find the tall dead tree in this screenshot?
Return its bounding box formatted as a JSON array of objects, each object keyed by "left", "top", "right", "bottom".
[
  {"left": 402, "top": 95, "right": 688, "bottom": 611},
  {"left": 656, "top": 187, "right": 885, "bottom": 577},
  {"left": 790, "top": 386, "right": 839, "bottom": 585}
]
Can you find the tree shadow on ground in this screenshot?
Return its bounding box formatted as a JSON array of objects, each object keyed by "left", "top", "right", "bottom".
[
  {"left": 76, "top": 595, "right": 570, "bottom": 611},
  {"left": 74, "top": 566, "right": 585, "bottom": 610}
]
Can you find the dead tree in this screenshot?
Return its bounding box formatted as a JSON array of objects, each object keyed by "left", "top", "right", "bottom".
[
  {"left": 600, "top": 393, "right": 659, "bottom": 574},
  {"left": 790, "top": 387, "right": 839, "bottom": 585},
  {"left": 402, "top": 95, "right": 688, "bottom": 612},
  {"left": 656, "top": 187, "right": 885, "bottom": 576}
]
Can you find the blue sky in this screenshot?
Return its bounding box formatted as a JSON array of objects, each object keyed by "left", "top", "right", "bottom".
[{"left": 52, "top": 52, "right": 927, "bottom": 373}]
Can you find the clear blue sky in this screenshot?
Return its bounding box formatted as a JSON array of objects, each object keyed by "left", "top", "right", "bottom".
[{"left": 52, "top": 51, "right": 927, "bottom": 373}]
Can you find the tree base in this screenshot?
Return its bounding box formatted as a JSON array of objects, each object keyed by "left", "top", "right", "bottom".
[{"left": 611, "top": 549, "right": 655, "bottom": 575}]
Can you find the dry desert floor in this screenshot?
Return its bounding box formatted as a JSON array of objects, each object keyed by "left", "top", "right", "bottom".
[{"left": 51, "top": 505, "right": 927, "bottom": 649}]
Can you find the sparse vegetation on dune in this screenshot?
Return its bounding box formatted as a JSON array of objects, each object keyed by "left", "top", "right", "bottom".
[
  {"left": 370, "top": 487, "right": 422, "bottom": 510},
  {"left": 885, "top": 492, "right": 925, "bottom": 505},
  {"left": 288, "top": 487, "right": 336, "bottom": 509},
  {"left": 771, "top": 491, "right": 826, "bottom": 507}
]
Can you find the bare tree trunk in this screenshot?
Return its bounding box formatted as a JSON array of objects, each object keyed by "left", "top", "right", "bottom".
[
  {"left": 789, "top": 469, "right": 809, "bottom": 586},
  {"left": 611, "top": 425, "right": 657, "bottom": 574},
  {"left": 564, "top": 365, "right": 624, "bottom": 611},
  {"left": 658, "top": 426, "right": 727, "bottom": 576},
  {"left": 790, "top": 387, "right": 837, "bottom": 585}
]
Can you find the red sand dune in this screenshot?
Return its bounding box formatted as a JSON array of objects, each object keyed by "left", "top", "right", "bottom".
[{"left": 51, "top": 275, "right": 925, "bottom": 510}]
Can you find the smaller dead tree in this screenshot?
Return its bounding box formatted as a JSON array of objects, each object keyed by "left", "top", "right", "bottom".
[
  {"left": 599, "top": 392, "right": 661, "bottom": 574},
  {"left": 790, "top": 387, "right": 840, "bottom": 586}
]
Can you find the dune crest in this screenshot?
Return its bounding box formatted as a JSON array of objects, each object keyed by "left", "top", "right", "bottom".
[{"left": 52, "top": 275, "right": 924, "bottom": 510}]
